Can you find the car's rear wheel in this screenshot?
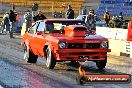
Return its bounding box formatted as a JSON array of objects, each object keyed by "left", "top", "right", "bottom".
[
  {"left": 96, "top": 57, "right": 107, "bottom": 70},
  {"left": 46, "top": 47, "right": 56, "bottom": 69},
  {"left": 24, "top": 44, "right": 38, "bottom": 63}
]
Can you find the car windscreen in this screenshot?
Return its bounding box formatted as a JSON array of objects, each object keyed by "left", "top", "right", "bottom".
[
  {"left": 45, "top": 21, "right": 86, "bottom": 33},
  {"left": 77, "top": 16, "right": 86, "bottom": 21}
]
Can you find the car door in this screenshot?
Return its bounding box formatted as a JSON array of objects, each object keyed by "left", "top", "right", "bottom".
[
  {"left": 27, "top": 22, "right": 40, "bottom": 54},
  {"left": 33, "top": 21, "right": 46, "bottom": 57}
]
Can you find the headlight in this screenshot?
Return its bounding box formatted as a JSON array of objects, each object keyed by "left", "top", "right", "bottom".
[
  {"left": 101, "top": 41, "right": 108, "bottom": 48},
  {"left": 59, "top": 42, "right": 66, "bottom": 49}
]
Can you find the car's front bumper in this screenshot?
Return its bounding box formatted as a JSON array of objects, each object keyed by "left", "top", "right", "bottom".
[{"left": 54, "top": 49, "right": 111, "bottom": 61}]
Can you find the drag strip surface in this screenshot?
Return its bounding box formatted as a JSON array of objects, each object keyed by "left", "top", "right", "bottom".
[
  {"left": 0, "top": 34, "right": 132, "bottom": 88},
  {"left": 0, "top": 57, "right": 79, "bottom": 88}
]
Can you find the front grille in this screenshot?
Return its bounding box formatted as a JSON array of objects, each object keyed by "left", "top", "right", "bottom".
[
  {"left": 67, "top": 43, "right": 100, "bottom": 49},
  {"left": 68, "top": 43, "right": 83, "bottom": 49},
  {"left": 86, "top": 43, "right": 100, "bottom": 49}
]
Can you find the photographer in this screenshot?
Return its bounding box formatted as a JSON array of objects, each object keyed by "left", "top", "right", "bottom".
[
  {"left": 2, "top": 12, "right": 10, "bottom": 33},
  {"left": 86, "top": 9, "right": 96, "bottom": 33},
  {"left": 9, "top": 10, "right": 16, "bottom": 38},
  {"left": 104, "top": 11, "right": 111, "bottom": 27}
]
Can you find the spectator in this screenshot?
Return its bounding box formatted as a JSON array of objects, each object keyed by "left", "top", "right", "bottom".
[
  {"left": 85, "top": 9, "right": 96, "bottom": 33},
  {"left": 24, "top": 10, "right": 32, "bottom": 32},
  {"left": 104, "top": 11, "right": 111, "bottom": 27},
  {"left": 12, "top": 4, "right": 15, "bottom": 10},
  {"left": 2, "top": 12, "right": 10, "bottom": 33},
  {"left": 16, "top": 12, "right": 19, "bottom": 22},
  {"left": 9, "top": 10, "right": 16, "bottom": 38},
  {"left": 33, "top": 10, "right": 47, "bottom": 22},
  {"left": 65, "top": 5, "right": 74, "bottom": 19},
  {"left": 15, "top": 12, "right": 21, "bottom": 32},
  {"left": 32, "top": 3, "right": 39, "bottom": 17},
  {"left": 32, "top": 3, "right": 38, "bottom": 11},
  {"left": 82, "top": 7, "right": 87, "bottom": 15}
]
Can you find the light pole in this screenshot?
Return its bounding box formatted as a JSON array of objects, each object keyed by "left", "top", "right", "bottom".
[{"left": 52, "top": 0, "right": 54, "bottom": 16}]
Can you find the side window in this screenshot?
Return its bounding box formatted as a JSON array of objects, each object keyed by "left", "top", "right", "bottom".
[
  {"left": 29, "top": 22, "right": 39, "bottom": 34},
  {"left": 45, "top": 23, "right": 54, "bottom": 33},
  {"left": 37, "top": 22, "right": 45, "bottom": 32}
]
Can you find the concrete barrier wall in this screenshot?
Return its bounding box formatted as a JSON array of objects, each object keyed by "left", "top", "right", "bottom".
[
  {"left": 96, "top": 27, "right": 128, "bottom": 40},
  {"left": 96, "top": 27, "right": 131, "bottom": 57},
  {"left": 108, "top": 39, "right": 126, "bottom": 56}
]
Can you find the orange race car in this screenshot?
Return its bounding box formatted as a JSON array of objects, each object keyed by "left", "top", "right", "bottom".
[{"left": 21, "top": 19, "right": 111, "bottom": 69}]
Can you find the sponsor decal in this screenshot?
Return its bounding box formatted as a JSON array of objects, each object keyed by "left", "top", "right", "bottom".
[{"left": 76, "top": 65, "right": 131, "bottom": 84}]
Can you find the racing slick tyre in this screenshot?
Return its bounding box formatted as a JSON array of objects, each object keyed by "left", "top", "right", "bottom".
[
  {"left": 24, "top": 44, "right": 38, "bottom": 63},
  {"left": 46, "top": 47, "right": 56, "bottom": 69},
  {"left": 96, "top": 57, "right": 107, "bottom": 70}
]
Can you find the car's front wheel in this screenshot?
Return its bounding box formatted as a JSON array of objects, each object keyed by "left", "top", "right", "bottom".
[
  {"left": 45, "top": 47, "right": 56, "bottom": 69},
  {"left": 96, "top": 57, "right": 107, "bottom": 70},
  {"left": 24, "top": 44, "right": 38, "bottom": 63}
]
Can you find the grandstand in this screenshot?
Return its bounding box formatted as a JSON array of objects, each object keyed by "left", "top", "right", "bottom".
[
  {"left": 96, "top": 0, "right": 132, "bottom": 16},
  {"left": 0, "top": 0, "right": 85, "bottom": 15}
]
